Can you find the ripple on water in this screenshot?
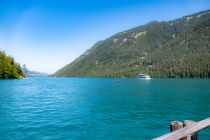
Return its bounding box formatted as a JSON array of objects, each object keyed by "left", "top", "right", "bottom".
[{"left": 0, "top": 78, "right": 209, "bottom": 140}]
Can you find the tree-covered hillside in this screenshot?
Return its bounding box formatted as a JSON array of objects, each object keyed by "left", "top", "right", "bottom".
[
  {"left": 0, "top": 51, "right": 24, "bottom": 79},
  {"left": 53, "top": 10, "right": 210, "bottom": 78}
]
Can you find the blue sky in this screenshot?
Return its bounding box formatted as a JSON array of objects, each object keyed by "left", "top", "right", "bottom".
[{"left": 0, "top": 0, "right": 210, "bottom": 73}]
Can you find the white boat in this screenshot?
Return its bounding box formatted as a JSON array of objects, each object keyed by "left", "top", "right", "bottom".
[{"left": 138, "top": 74, "right": 151, "bottom": 79}]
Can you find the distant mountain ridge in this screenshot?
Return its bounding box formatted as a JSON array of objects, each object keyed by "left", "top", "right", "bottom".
[
  {"left": 53, "top": 10, "right": 210, "bottom": 78},
  {"left": 22, "top": 68, "right": 48, "bottom": 77}
]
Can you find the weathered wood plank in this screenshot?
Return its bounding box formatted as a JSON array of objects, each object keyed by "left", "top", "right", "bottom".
[
  {"left": 183, "top": 120, "right": 197, "bottom": 140},
  {"left": 153, "top": 117, "right": 210, "bottom": 140}
]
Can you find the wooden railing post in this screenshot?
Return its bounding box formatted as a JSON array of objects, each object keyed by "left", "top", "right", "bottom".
[
  {"left": 170, "top": 121, "right": 183, "bottom": 132},
  {"left": 170, "top": 121, "right": 186, "bottom": 140},
  {"left": 184, "top": 120, "right": 198, "bottom": 140},
  {"left": 153, "top": 117, "right": 210, "bottom": 140}
]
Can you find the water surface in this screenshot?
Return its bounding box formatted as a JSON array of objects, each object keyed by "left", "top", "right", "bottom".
[{"left": 0, "top": 78, "right": 209, "bottom": 139}]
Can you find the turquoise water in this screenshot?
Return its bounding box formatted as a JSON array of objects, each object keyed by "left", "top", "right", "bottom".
[{"left": 0, "top": 78, "right": 209, "bottom": 140}]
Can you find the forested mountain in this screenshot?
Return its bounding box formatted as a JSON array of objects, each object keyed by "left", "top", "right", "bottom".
[
  {"left": 53, "top": 10, "right": 210, "bottom": 78},
  {"left": 0, "top": 51, "right": 24, "bottom": 79}
]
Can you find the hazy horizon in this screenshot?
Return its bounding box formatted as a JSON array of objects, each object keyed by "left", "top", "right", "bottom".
[{"left": 0, "top": 0, "right": 210, "bottom": 74}]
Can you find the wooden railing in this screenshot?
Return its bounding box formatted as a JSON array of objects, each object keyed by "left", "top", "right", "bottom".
[{"left": 153, "top": 117, "right": 210, "bottom": 140}]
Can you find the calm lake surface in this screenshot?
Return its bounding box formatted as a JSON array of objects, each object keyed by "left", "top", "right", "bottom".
[{"left": 0, "top": 78, "right": 209, "bottom": 140}]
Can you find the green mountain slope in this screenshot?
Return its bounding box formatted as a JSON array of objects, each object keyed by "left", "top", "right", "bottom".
[
  {"left": 0, "top": 51, "right": 24, "bottom": 79},
  {"left": 53, "top": 10, "right": 210, "bottom": 78}
]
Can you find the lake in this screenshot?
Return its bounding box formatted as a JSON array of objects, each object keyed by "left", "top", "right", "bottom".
[{"left": 0, "top": 78, "right": 209, "bottom": 140}]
